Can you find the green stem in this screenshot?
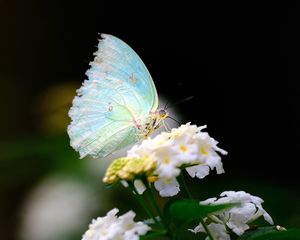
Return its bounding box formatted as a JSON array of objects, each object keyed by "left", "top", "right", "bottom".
[
  {"left": 178, "top": 174, "right": 214, "bottom": 239},
  {"left": 142, "top": 179, "right": 174, "bottom": 239},
  {"left": 200, "top": 217, "right": 214, "bottom": 240},
  {"left": 144, "top": 181, "right": 163, "bottom": 218},
  {"left": 178, "top": 173, "right": 193, "bottom": 199},
  {"left": 128, "top": 181, "right": 162, "bottom": 227}
]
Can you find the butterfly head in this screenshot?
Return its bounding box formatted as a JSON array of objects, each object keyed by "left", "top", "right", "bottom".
[{"left": 158, "top": 108, "right": 168, "bottom": 119}]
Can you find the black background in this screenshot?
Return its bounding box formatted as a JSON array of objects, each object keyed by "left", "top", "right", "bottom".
[{"left": 1, "top": 1, "right": 300, "bottom": 238}]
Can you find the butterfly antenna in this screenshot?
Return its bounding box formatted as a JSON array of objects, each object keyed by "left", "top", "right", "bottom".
[
  {"left": 166, "top": 96, "right": 194, "bottom": 110},
  {"left": 164, "top": 99, "right": 170, "bottom": 109}
]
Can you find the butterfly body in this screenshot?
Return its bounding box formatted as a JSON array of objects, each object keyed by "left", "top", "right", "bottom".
[
  {"left": 136, "top": 109, "right": 168, "bottom": 138},
  {"left": 68, "top": 34, "right": 166, "bottom": 158}
]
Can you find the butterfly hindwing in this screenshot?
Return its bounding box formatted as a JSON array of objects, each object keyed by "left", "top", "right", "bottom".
[{"left": 68, "top": 34, "right": 158, "bottom": 158}]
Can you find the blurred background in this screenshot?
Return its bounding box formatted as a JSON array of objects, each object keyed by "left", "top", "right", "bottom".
[{"left": 1, "top": 1, "right": 300, "bottom": 239}]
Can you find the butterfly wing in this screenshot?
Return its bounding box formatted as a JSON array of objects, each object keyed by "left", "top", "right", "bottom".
[{"left": 68, "top": 34, "right": 158, "bottom": 158}]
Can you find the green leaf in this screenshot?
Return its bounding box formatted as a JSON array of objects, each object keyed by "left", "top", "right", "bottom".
[
  {"left": 168, "top": 199, "right": 238, "bottom": 225},
  {"left": 239, "top": 227, "right": 279, "bottom": 240},
  {"left": 139, "top": 230, "right": 167, "bottom": 239},
  {"left": 239, "top": 227, "right": 300, "bottom": 240}
]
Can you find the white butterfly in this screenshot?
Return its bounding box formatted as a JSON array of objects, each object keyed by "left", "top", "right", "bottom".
[{"left": 68, "top": 34, "right": 168, "bottom": 158}]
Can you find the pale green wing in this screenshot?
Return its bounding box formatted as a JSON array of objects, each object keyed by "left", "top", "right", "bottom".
[{"left": 68, "top": 34, "right": 158, "bottom": 158}]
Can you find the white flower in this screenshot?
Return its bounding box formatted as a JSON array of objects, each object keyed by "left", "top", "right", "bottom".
[
  {"left": 167, "top": 123, "right": 227, "bottom": 179},
  {"left": 168, "top": 123, "right": 202, "bottom": 164},
  {"left": 186, "top": 127, "right": 227, "bottom": 178},
  {"left": 193, "top": 191, "right": 273, "bottom": 237},
  {"left": 216, "top": 191, "right": 274, "bottom": 233},
  {"left": 127, "top": 139, "right": 156, "bottom": 159},
  {"left": 154, "top": 178, "right": 180, "bottom": 197},
  {"left": 133, "top": 179, "right": 146, "bottom": 195},
  {"left": 190, "top": 222, "right": 230, "bottom": 240},
  {"left": 169, "top": 123, "right": 202, "bottom": 142},
  {"left": 186, "top": 165, "right": 210, "bottom": 179},
  {"left": 82, "top": 208, "right": 150, "bottom": 240},
  {"left": 171, "top": 142, "right": 199, "bottom": 165},
  {"left": 124, "top": 123, "right": 227, "bottom": 197},
  {"left": 154, "top": 144, "right": 181, "bottom": 179}
]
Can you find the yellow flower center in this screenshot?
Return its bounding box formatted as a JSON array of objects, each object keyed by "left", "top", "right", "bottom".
[
  {"left": 147, "top": 176, "right": 159, "bottom": 182},
  {"left": 200, "top": 146, "right": 209, "bottom": 156},
  {"left": 180, "top": 144, "right": 188, "bottom": 152},
  {"left": 163, "top": 157, "right": 171, "bottom": 164}
]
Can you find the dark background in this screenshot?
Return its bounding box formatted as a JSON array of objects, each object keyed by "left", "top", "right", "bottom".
[{"left": 1, "top": 1, "right": 300, "bottom": 240}]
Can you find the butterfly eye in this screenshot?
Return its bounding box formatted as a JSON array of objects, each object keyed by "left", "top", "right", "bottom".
[{"left": 159, "top": 109, "right": 167, "bottom": 118}]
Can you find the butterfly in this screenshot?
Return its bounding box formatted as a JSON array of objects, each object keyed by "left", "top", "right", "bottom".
[{"left": 68, "top": 34, "right": 168, "bottom": 158}]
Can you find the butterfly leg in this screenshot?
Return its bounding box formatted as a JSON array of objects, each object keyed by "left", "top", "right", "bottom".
[{"left": 162, "top": 120, "right": 171, "bottom": 132}]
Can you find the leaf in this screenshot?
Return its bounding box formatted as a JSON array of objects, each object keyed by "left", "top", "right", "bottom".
[
  {"left": 239, "top": 227, "right": 279, "bottom": 240},
  {"left": 140, "top": 230, "right": 167, "bottom": 239},
  {"left": 168, "top": 199, "right": 238, "bottom": 225},
  {"left": 239, "top": 226, "right": 300, "bottom": 240}
]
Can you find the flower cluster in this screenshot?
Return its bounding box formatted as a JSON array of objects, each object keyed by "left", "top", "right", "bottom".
[
  {"left": 190, "top": 191, "right": 274, "bottom": 239},
  {"left": 104, "top": 123, "right": 227, "bottom": 197},
  {"left": 82, "top": 208, "right": 150, "bottom": 240}
]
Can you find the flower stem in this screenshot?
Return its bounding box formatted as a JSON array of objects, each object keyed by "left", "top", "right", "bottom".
[
  {"left": 128, "top": 181, "right": 162, "bottom": 227},
  {"left": 144, "top": 181, "right": 163, "bottom": 218},
  {"left": 177, "top": 174, "right": 214, "bottom": 239},
  {"left": 178, "top": 173, "right": 193, "bottom": 199},
  {"left": 200, "top": 218, "right": 214, "bottom": 240},
  {"left": 142, "top": 179, "right": 174, "bottom": 239}
]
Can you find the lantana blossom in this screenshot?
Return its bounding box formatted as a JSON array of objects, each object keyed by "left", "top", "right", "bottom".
[
  {"left": 82, "top": 208, "right": 150, "bottom": 240},
  {"left": 154, "top": 177, "right": 180, "bottom": 197},
  {"left": 104, "top": 123, "right": 227, "bottom": 197},
  {"left": 128, "top": 123, "right": 227, "bottom": 196},
  {"left": 190, "top": 191, "right": 274, "bottom": 237}
]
